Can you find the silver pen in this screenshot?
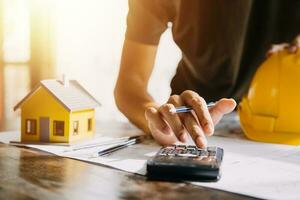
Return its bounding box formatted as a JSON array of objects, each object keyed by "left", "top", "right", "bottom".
[{"left": 170, "top": 102, "right": 216, "bottom": 113}]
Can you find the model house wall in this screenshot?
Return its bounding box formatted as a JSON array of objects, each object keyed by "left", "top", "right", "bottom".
[
  {"left": 15, "top": 78, "right": 100, "bottom": 143},
  {"left": 69, "top": 109, "right": 95, "bottom": 143},
  {"left": 21, "top": 86, "right": 70, "bottom": 142}
]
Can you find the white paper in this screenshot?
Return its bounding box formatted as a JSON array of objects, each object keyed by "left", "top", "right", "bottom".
[{"left": 1, "top": 116, "right": 300, "bottom": 200}]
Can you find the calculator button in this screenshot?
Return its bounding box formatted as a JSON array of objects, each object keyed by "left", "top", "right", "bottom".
[
  {"left": 176, "top": 149, "right": 187, "bottom": 155},
  {"left": 167, "top": 149, "right": 177, "bottom": 155},
  {"left": 187, "top": 149, "right": 197, "bottom": 155},
  {"left": 159, "top": 150, "right": 167, "bottom": 156},
  {"left": 176, "top": 153, "right": 198, "bottom": 158},
  {"left": 207, "top": 147, "right": 217, "bottom": 156},
  {"left": 187, "top": 148, "right": 196, "bottom": 152},
  {"left": 165, "top": 146, "right": 175, "bottom": 149},
  {"left": 207, "top": 147, "right": 217, "bottom": 152},
  {"left": 198, "top": 150, "right": 209, "bottom": 157},
  {"left": 175, "top": 147, "right": 186, "bottom": 151}
]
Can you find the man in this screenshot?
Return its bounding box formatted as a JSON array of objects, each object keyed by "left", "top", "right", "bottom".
[{"left": 114, "top": 0, "right": 300, "bottom": 148}]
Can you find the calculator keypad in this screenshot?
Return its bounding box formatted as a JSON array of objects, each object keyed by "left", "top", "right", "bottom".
[
  {"left": 158, "top": 145, "right": 217, "bottom": 158},
  {"left": 147, "top": 145, "right": 223, "bottom": 180}
]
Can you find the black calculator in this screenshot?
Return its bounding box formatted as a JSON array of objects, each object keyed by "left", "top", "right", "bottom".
[{"left": 146, "top": 145, "right": 223, "bottom": 182}]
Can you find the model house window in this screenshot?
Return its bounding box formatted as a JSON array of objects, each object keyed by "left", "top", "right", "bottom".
[
  {"left": 88, "top": 118, "right": 92, "bottom": 132},
  {"left": 53, "top": 121, "right": 64, "bottom": 136},
  {"left": 73, "top": 121, "right": 79, "bottom": 135},
  {"left": 25, "top": 119, "right": 37, "bottom": 135}
]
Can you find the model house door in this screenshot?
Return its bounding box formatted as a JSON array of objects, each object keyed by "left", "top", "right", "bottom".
[{"left": 40, "top": 117, "right": 50, "bottom": 142}]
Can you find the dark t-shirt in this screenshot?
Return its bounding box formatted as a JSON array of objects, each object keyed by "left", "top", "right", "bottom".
[{"left": 125, "top": 0, "right": 300, "bottom": 102}]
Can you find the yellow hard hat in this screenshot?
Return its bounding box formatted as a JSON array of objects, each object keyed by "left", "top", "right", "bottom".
[{"left": 238, "top": 36, "right": 300, "bottom": 145}]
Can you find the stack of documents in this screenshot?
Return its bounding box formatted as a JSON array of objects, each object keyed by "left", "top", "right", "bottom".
[{"left": 11, "top": 135, "right": 143, "bottom": 157}]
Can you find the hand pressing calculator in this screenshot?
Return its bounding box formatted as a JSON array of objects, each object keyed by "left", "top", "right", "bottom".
[{"left": 146, "top": 145, "right": 223, "bottom": 182}]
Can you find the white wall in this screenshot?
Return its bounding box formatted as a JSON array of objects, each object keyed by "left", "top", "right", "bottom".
[{"left": 54, "top": 0, "right": 181, "bottom": 121}]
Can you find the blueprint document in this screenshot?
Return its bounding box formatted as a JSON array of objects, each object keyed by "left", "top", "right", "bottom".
[{"left": 1, "top": 114, "right": 300, "bottom": 200}]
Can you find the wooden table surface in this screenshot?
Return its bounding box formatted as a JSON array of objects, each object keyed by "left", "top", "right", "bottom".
[{"left": 0, "top": 141, "right": 259, "bottom": 200}]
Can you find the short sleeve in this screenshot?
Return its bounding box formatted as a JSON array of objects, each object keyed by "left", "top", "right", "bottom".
[{"left": 125, "top": 0, "right": 171, "bottom": 45}]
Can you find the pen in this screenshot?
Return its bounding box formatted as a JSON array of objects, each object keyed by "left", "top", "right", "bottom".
[
  {"left": 71, "top": 135, "right": 140, "bottom": 151},
  {"left": 171, "top": 102, "right": 216, "bottom": 113},
  {"left": 98, "top": 136, "right": 141, "bottom": 156}
]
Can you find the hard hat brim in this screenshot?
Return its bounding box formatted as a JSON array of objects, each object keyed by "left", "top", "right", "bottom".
[{"left": 238, "top": 98, "right": 300, "bottom": 145}]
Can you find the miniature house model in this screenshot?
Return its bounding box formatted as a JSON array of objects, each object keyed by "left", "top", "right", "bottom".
[{"left": 14, "top": 76, "right": 101, "bottom": 143}]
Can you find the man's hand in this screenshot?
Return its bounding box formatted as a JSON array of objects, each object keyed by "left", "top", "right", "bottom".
[{"left": 145, "top": 90, "right": 236, "bottom": 148}]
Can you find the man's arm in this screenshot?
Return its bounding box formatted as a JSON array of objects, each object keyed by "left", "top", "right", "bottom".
[
  {"left": 114, "top": 39, "right": 158, "bottom": 133},
  {"left": 114, "top": 39, "right": 237, "bottom": 148}
]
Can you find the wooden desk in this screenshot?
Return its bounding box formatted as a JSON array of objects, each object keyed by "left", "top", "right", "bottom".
[{"left": 0, "top": 129, "right": 258, "bottom": 200}]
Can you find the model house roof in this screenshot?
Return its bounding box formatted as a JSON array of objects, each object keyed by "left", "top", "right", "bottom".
[{"left": 14, "top": 79, "right": 101, "bottom": 111}]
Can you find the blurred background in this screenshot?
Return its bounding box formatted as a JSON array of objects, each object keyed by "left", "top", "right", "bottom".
[{"left": 0, "top": 0, "right": 181, "bottom": 131}]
